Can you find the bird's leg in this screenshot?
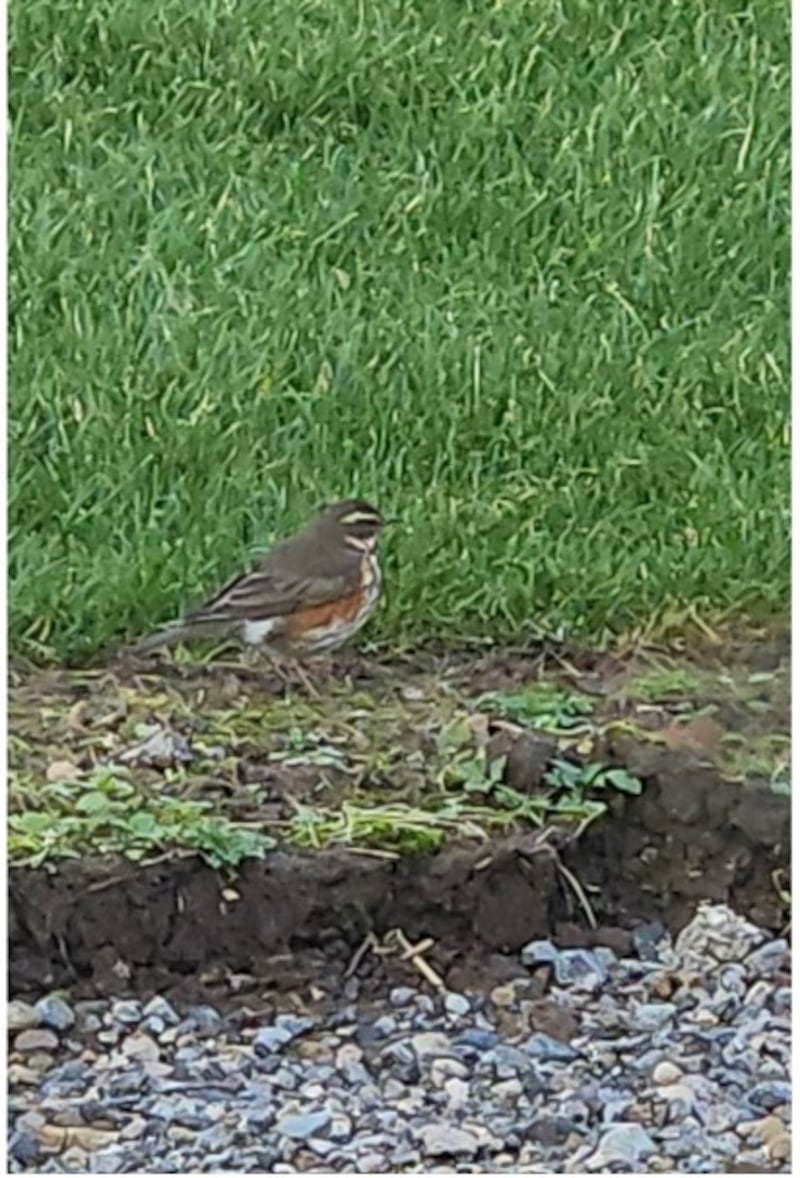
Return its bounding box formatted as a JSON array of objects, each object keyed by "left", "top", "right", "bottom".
[
  {"left": 241, "top": 646, "right": 261, "bottom": 671},
  {"left": 235, "top": 644, "right": 287, "bottom": 693},
  {"left": 324, "top": 654, "right": 353, "bottom": 690},
  {"left": 288, "top": 657, "right": 321, "bottom": 700},
  {"left": 255, "top": 648, "right": 319, "bottom": 699},
  {"left": 258, "top": 649, "right": 293, "bottom": 694}
]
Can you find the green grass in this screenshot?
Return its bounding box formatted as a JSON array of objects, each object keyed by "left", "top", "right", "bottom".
[{"left": 9, "top": 0, "right": 789, "bottom": 663}]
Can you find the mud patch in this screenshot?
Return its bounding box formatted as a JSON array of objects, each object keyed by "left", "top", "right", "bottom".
[{"left": 9, "top": 750, "right": 789, "bottom": 1004}]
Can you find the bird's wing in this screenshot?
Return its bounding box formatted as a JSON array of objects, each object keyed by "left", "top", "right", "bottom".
[
  {"left": 183, "top": 559, "right": 355, "bottom": 627},
  {"left": 181, "top": 527, "right": 366, "bottom": 627}
]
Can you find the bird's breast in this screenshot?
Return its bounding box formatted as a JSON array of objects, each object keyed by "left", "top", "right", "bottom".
[{"left": 286, "top": 554, "right": 382, "bottom": 652}]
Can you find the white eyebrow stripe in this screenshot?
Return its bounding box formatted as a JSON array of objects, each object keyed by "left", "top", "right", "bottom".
[{"left": 339, "top": 510, "right": 382, "bottom": 526}]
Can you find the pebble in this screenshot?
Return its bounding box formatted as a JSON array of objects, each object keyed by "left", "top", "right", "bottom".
[
  {"left": 652, "top": 1060, "right": 683, "bottom": 1085},
  {"left": 630, "top": 1001, "right": 676, "bottom": 1030},
  {"left": 110, "top": 1000, "right": 142, "bottom": 1027},
  {"left": 738, "top": 1113, "right": 788, "bottom": 1144},
  {"left": 748, "top": 1080, "right": 792, "bottom": 1111},
  {"left": 632, "top": 920, "right": 669, "bottom": 960},
  {"left": 768, "top": 1133, "right": 792, "bottom": 1163},
  {"left": 443, "top": 1076, "right": 470, "bottom": 1106},
  {"left": 8, "top": 1131, "right": 41, "bottom": 1167},
  {"left": 14, "top": 1028, "right": 59, "bottom": 1053},
  {"left": 523, "top": 1032, "right": 579, "bottom": 1061},
  {"left": 772, "top": 985, "right": 791, "bottom": 1014},
  {"left": 80, "top": 1014, "right": 104, "bottom": 1035},
  {"left": 674, "top": 902, "right": 764, "bottom": 966},
  {"left": 8, "top": 1000, "right": 40, "bottom": 1032},
  {"left": 389, "top": 987, "right": 417, "bottom": 1007},
  {"left": 121, "top": 1032, "right": 160, "bottom": 1063},
  {"left": 355, "top": 1151, "right": 387, "bottom": 1172},
  {"left": 525, "top": 1115, "right": 575, "bottom": 1146},
  {"left": 35, "top": 995, "right": 76, "bottom": 1032},
  {"left": 558, "top": 949, "right": 609, "bottom": 990},
  {"left": 228, "top": 973, "right": 258, "bottom": 994},
  {"left": 493, "top": 1077, "right": 523, "bottom": 1101},
  {"left": 444, "top": 992, "right": 471, "bottom": 1018},
  {"left": 119, "top": 1116, "right": 147, "bottom": 1141},
  {"left": 275, "top": 1014, "right": 314, "bottom": 1038},
  {"left": 46, "top": 759, "right": 80, "bottom": 783},
  {"left": 61, "top": 1146, "right": 89, "bottom": 1170},
  {"left": 585, "top": 1123, "right": 657, "bottom": 1169},
  {"left": 416, "top": 1123, "right": 480, "bottom": 1158},
  {"left": 519, "top": 939, "right": 559, "bottom": 967},
  {"left": 142, "top": 996, "right": 180, "bottom": 1026},
  {"left": 483, "top": 1043, "right": 536, "bottom": 1079},
  {"left": 370, "top": 1014, "right": 396, "bottom": 1038},
  {"left": 429, "top": 1056, "right": 468, "bottom": 1086},
  {"left": 702, "top": 1101, "right": 740, "bottom": 1134},
  {"left": 328, "top": 1114, "right": 353, "bottom": 1142},
  {"left": 253, "top": 1026, "right": 294, "bottom": 1054},
  {"left": 656, "top": 1081, "right": 696, "bottom": 1117},
  {"left": 8, "top": 1064, "right": 42, "bottom": 1086},
  {"left": 276, "top": 1110, "right": 332, "bottom": 1140},
  {"left": 41, "top": 1060, "right": 94, "bottom": 1097},
  {"left": 456, "top": 1028, "right": 498, "bottom": 1052},
  {"left": 745, "top": 938, "right": 789, "bottom": 973},
  {"left": 489, "top": 982, "right": 519, "bottom": 1007},
  {"left": 182, "top": 1005, "right": 222, "bottom": 1035},
  {"left": 409, "top": 1030, "right": 453, "bottom": 1058}
]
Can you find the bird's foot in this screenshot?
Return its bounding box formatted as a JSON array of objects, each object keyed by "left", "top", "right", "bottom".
[
  {"left": 289, "top": 659, "right": 322, "bottom": 700},
  {"left": 261, "top": 653, "right": 321, "bottom": 700}
]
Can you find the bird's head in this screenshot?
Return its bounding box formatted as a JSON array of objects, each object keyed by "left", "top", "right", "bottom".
[{"left": 317, "top": 499, "right": 389, "bottom": 551}]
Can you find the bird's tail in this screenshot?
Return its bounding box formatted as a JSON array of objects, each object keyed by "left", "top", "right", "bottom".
[{"left": 128, "top": 623, "right": 190, "bottom": 657}]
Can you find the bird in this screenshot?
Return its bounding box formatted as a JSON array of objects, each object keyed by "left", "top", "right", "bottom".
[{"left": 130, "top": 499, "right": 389, "bottom": 690}]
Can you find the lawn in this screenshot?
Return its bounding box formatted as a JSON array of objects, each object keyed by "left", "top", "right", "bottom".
[{"left": 8, "top": 0, "right": 789, "bottom": 664}]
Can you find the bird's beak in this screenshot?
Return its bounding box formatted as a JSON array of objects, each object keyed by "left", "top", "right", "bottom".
[{"left": 382, "top": 516, "right": 401, "bottom": 526}]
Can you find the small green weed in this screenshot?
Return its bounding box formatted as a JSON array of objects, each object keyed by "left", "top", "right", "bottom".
[
  {"left": 268, "top": 726, "right": 347, "bottom": 768},
  {"left": 542, "top": 758, "right": 642, "bottom": 823},
  {"left": 476, "top": 687, "right": 595, "bottom": 733},
  {"left": 8, "top": 768, "right": 273, "bottom": 870},
  {"left": 627, "top": 666, "right": 704, "bottom": 701},
  {"left": 544, "top": 759, "right": 643, "bottom": 797}
]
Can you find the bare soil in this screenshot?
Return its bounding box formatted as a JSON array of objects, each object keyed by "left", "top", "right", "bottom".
[{"left": 8, "top": 630, "right": 790, "bottom": 1005}]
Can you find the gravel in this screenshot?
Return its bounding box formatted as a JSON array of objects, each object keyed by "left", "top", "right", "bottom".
[{"left": 7, "top": 903, "right": 791, "bottom": 1173}]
